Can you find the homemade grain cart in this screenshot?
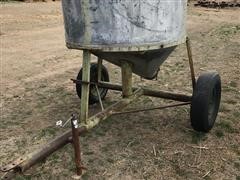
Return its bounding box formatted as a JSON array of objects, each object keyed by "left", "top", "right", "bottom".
[{"left": 1, "top": 0, "right": 222, "bottom": 179}]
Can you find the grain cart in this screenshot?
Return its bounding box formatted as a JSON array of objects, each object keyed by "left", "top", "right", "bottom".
[{"left": 1, "top": 0, "right": 221, "bottom": 179}]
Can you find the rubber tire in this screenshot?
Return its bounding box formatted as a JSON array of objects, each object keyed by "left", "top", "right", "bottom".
[
  {"left": 76, "top": 63, "right": 109, "bottom": 105},
  {"left": 190, "top": 72, "right": 221, "bottom": 132}
]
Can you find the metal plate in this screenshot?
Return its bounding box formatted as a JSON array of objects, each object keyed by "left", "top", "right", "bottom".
[{"left": 1, "top": 157, "right": 26, "bottom": 172}]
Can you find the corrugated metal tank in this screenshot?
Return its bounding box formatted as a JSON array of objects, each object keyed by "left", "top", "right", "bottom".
[{"left": 62, "top": 0, "right": 187, "bottom": 79}]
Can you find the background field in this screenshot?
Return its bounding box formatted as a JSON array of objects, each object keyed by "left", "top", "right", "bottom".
[{"left": 0, "top": 2, "right": 240, "bottom": 179}]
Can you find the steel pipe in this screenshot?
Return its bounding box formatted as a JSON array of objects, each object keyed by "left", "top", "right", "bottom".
[
  {"left": 72, "top": 80, "right": 192, "bottom": 102},
  {"left": 97, "top": 81, "right": 192, "bottom": 102},
  {"left": 71, "top": 116, "right": 83, "bottom": 176}
]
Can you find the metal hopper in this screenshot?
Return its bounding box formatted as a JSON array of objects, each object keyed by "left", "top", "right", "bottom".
[{"left": 62, "top": 0, "right": 187, "bottom": 79}]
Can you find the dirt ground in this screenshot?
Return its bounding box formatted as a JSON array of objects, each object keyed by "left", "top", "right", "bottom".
[{"left": 0, "top": 1, "right": 240, "bottom": 180}]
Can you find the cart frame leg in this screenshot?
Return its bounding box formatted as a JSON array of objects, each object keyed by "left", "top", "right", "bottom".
[
  {"left": 121, "top": 61, "right": 133, "bottom": 98},
  {"left": 71, "top": 115, "right": 83, "bottom": 177},
  {"left": 186, "top": 37, "right": 196, "bottom": 90},
  {"left": 80, "top": 50, "right": 91, "bottom": 124},
  {"left": 97, "top": 58, "right": 103, "bottom": 82}
]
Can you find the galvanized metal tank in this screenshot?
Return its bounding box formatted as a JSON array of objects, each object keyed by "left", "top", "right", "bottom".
[{"left": 62, "top": 0, "right": 187, "bottom": 79}]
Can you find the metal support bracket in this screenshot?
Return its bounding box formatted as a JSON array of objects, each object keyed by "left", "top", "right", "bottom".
[
  {"left": 186, "top": 37, "right": 196, "bottom": 90},
  {"left": 95, "top": 85, "right": 104, "bottom": 111},
  {"left": 111, "top": 102, "right": 190, "bottom": 115}
]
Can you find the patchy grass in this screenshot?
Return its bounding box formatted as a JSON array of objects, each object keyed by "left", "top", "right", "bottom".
[
  {"left": 219, "top": 104, "right": 231, "bottom": 113},
  {"left": 233, "top": 111, "right": 240, "bottom": 119},
  {"left": 216, "top": 120, "right": 237, "bottom": 134},
  {"left": 234, "top": 161, "right": 240, "bottom": 170},
  {"left": 191, "top": 131, "right": 207, "bottom": 144},
  {"left": 229, "top": 81, "right": 238, "bottom": 88},
  {"left": 35, "top": 127, "right": 58, "bottom": 140},
  {"left": 231, "top": 144, "right": 240, "bottom": 156},
  {"left": 215, "top": 129, "right": 225, "bottom": 138},
  {"left": 215, "top": 24, "right": 240, "bottom": 40},
  {"left": 224, "top": 98, "right": 237, "bottom": 105}
]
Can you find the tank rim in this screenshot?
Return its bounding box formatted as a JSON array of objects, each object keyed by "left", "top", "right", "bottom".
[{"left": 66, "top": 36, "right": 186, "bottom": 52}]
